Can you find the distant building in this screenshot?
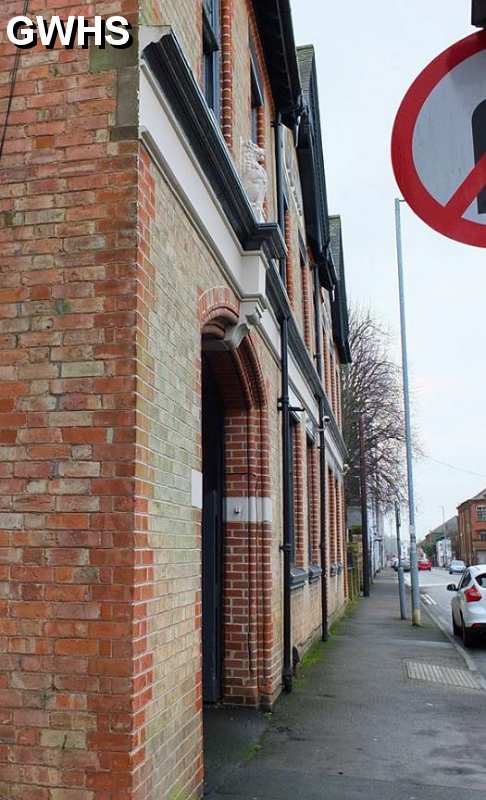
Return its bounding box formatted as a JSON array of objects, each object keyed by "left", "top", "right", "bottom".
[
  {"left": 422, "top": 516, "right": 458, "bottom": 566},
  {"left": 458, "top": 489, "right": 486, "bottom": 564},
  {"left": 436, "top": 537, "right": 452, "bottom": 568}
]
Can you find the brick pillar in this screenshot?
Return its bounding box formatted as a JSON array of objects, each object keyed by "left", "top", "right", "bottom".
[
  {"left": 301, "top": 264, "right": 313, "bottom": 353},
  {"left": 292, "top": 423, "right": 305, "bottom": 568},
  {"left": 328, "top": 468, "right": 336, "bottom": 567},
  {"left": 307, "top": 442, "right": 320, "bottom": 564},
  {"left": 221, "top": 0, "right": 234, "bottom": 150},
  {"left": 284, "top": 209, "right": 295, "bottom": 307},
  {"left": 324, "top": 339, "right": 331, "bottom": 406}
]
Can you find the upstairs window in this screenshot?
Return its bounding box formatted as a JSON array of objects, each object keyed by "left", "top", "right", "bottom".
[
  {"left": 477, "top": 505, "right": 486, "bottom": 521},
  {"left": 203, "top": 0, "right": 220, "bottom": 120}
]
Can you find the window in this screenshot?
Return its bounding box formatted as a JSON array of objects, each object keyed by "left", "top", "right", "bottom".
[
  {"left": 250, "top": 40, "right": 263, "bottom": 145},
  {"left": 203, "top": 0, "right": 220, "bottom": 119},
  {"left": 477, "top": 505, "right": 486, "bottom": 521},
  {"left": 480, "top": 532, "right": 486, "bottom": 542}
]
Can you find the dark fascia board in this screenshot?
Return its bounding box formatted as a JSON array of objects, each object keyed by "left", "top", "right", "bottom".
[
  {"left": 252, "top": 0, "right": 302, "bottom": 125},
  {"left": 266, "top": 266, "right": 347, "bottom": 459},
  {"left": 143, "top": 31, "right": 286, "bottom": 262},
  {"left": 328, "top": 221, "right": 351, "bottom": 364}
]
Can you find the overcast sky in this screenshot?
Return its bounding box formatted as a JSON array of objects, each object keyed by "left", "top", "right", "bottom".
[{"left": 292, "top": 0, "right": 486, "bottom": 541}]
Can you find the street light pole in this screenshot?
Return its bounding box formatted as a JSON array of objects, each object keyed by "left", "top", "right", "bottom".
[
  {"left": 358, "top": 412, "right": 370, "bottom": 597},
  {"left": 394, "top": 198, "right": 421, "bottom": 626}
]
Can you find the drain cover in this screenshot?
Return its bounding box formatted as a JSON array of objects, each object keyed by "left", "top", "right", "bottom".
[{"left": 405, "top": 661, "right": 484, "bottom": 690}]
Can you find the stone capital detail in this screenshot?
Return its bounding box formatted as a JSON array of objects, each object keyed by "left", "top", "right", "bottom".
[{"left": 223, "top": 297, "right": 266, "bottom": 351}]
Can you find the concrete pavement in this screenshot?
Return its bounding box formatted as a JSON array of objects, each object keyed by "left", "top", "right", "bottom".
[{"left": 204, "top": 572, "right": 486, "bottom": 799}]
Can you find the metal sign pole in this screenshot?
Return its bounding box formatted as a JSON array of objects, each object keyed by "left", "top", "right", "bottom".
[
  {"left": 395, "top": 501, "right": 407, "bottom": 620},
  {"left": 394, "top": 199, "right": 421, "bottom": 626}
]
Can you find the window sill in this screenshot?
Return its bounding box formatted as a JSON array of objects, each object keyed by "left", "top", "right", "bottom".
[
  {"left": 308, "top": 564, "right": 322, "bottom": 583},
  {"left": 290, "top": 567, "right": 307, "bottom": 590}
]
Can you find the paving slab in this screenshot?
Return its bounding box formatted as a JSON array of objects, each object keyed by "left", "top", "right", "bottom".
[{"left": 204, "top": 573, "right": 486, "bottom": 799}]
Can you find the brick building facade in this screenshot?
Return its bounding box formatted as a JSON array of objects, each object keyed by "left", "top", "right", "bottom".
[
  {"left": 458, "top": 489, "right": 486, "bottom": 565},
  {"left": 0, "top": 1, "right": 351, "bottom": 798}
]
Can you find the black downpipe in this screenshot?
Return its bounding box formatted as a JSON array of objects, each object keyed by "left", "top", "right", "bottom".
[
  {"left": 275, "top": 112, "right": 293, "bottom": 692},
  {"left": 280, "top": 317, "right": 293, "bottom": 692},
  {"left": 313, "top": 264, "right": 329, "bottom": 641}
]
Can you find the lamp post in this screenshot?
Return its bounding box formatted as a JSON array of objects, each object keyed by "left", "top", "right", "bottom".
[
  {"left": 358, "top": 412, "right": 370, "bottom": 597},
  {"left": 394, "top": 198, "right": 421, "bottom": 626}
]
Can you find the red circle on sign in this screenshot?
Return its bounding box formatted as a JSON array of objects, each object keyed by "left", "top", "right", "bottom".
[{"left": 391, "top": 30, "right": 486, "bottom": 247}]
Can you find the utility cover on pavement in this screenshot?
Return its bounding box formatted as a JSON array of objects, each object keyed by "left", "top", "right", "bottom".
[
  {"left": 405, "top": 661, "right": 483, "bottom": 690},
  {"left": 392, "top": 30, "right": 486, "bottom": 247}
]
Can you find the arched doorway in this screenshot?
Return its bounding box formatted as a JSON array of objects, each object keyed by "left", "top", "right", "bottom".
[{"left": 199, "top": 305, "right": 273, "bottom": 710}]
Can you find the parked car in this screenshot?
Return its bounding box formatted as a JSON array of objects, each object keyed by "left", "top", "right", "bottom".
[
  {"left": 418, "top": 559, "right": 432, "bottom": 571},
  {"left": 448, "top": 565, "right": 486, "bottom": 646},
  {"left": 392, "top": 558, "right": 409, "bottom": 572},
  {"left": 449, "top": 559, "right": 466, "bottom": 575}
]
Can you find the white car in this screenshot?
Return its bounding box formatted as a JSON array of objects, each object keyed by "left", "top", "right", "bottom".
[{"left": 448, "top": 565, "right": 486, "bottom": 647}]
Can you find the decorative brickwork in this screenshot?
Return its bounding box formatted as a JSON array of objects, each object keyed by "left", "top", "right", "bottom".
[
  {"left": 284, "top": 209, "right": 295, "bottom": 307},
  {"left": 301, "top": 264, "right": 313, "bottom": 353},
  {"left": 221, "top": 0, "right": 234, "bottom": 150},
  {"left": 307, "top": 443, "right": 319, "bottom": 564}
]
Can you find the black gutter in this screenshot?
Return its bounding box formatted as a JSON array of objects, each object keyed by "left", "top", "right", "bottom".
[{"left": 313, "top": 264, "right": 329, "bottom": 641}]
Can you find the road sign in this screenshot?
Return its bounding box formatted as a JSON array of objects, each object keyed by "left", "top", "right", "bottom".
[{"left": 392, "top": 30, "right": 486, "bottom": 247}]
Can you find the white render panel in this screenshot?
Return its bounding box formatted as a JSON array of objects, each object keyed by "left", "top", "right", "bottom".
[
  {"left": 191, "top": 470, "right": 203, "bottom": 509},
  {"left": 225, "top": 497, "right": 273, "bottom": 524}
]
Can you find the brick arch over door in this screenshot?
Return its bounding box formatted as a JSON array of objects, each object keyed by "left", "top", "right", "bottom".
[{"left": 200, "top": 307, "right": 274, "bottom": 707}]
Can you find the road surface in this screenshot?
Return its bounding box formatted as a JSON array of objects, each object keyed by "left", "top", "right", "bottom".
[{"left": 403, "top": 566, "right": 486, "bottom": 679}]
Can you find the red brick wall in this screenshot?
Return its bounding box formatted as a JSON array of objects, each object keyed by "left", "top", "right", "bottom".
[{"left": 0, "top": 3, "right": 141, "bottom": 798}]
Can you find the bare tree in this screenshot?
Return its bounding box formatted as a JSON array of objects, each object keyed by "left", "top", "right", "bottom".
[{"left": 342, "top": 307, "right": 411, "bottom": 508}]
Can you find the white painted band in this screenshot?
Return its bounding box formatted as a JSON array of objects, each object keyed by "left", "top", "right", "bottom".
[{"left": 225, "top": 497, "right": 273, "bottom": 524}]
